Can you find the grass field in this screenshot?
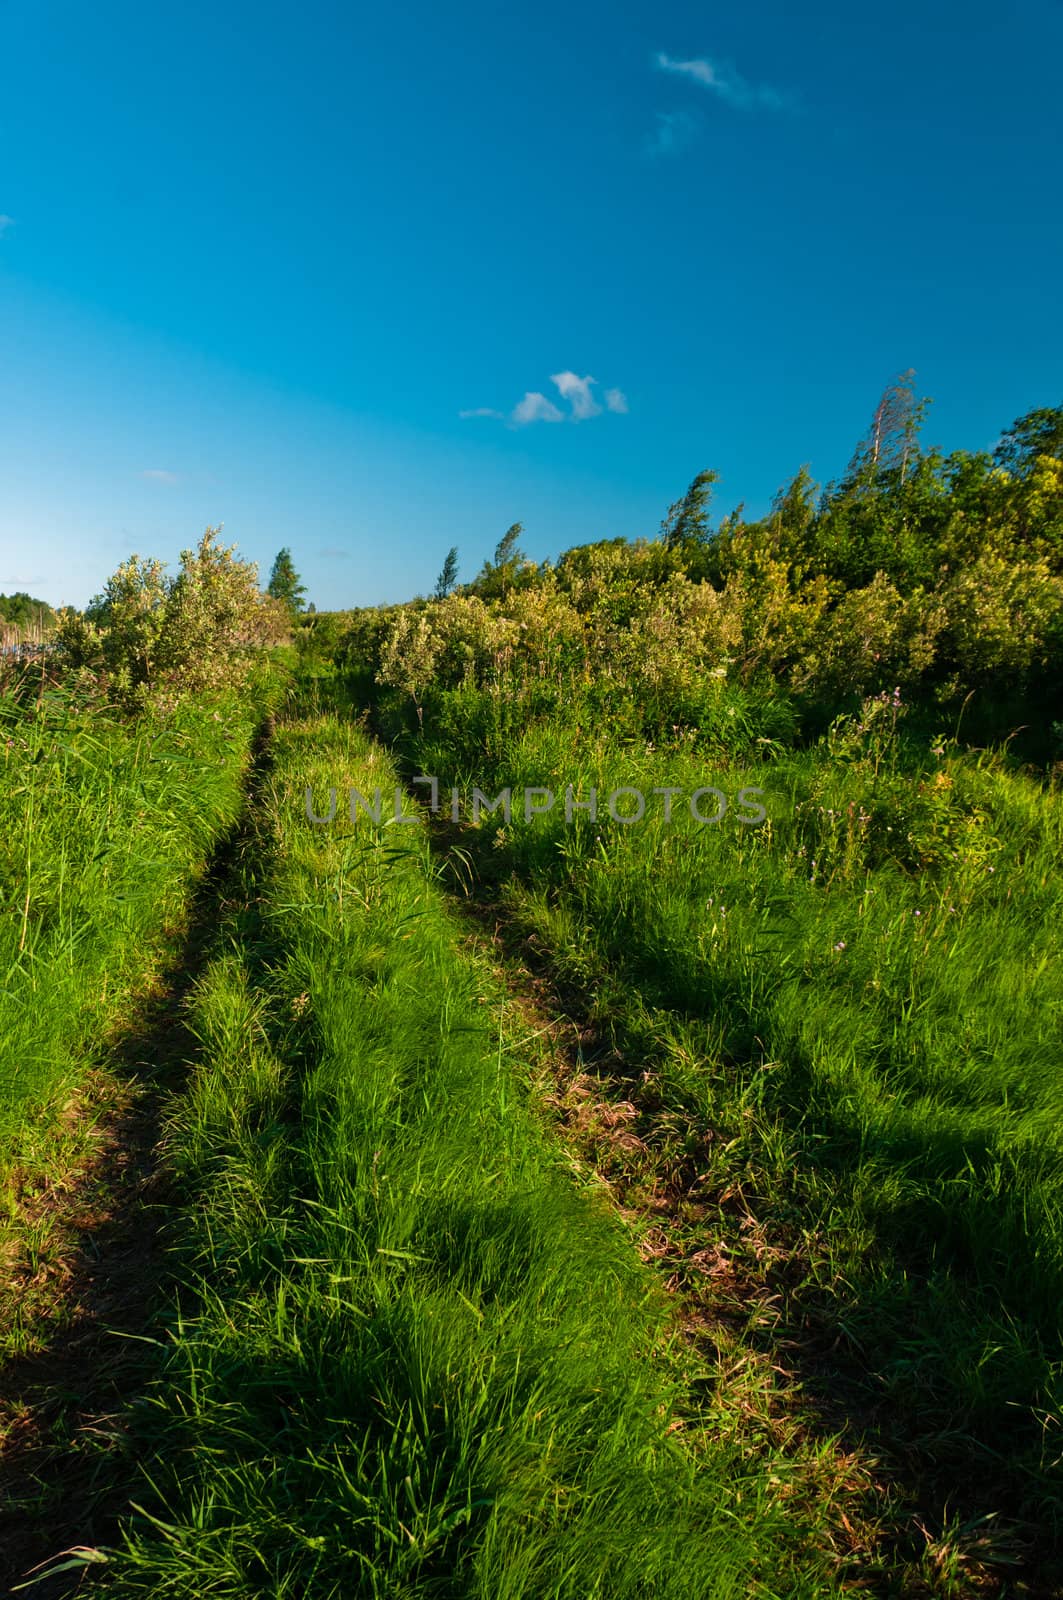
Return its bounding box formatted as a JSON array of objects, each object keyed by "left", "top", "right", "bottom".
[
  {"left": 371, "top": 673, "right": 1063, "bottom": 1583},
  {"left": 3, "top": 633, "right": 1061, "bottom": 1596}
]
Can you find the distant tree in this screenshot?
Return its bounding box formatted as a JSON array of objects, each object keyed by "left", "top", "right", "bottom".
[
  {"left": 994, "top": 405, "right": 1063, "bottom": 477},
  {"left": 469, "top": 524, "right": 527, "bottom": 601},
  {"left": 845, "top": 371, "right": 929, "bottom": 487},
  {"left": 434, "top": 546, "right": 459, "bottom": 599},
  {"left": 661, "top": 471, "right": 719, "bottom": 550},
  {"left": 768, "top": 467, "right": 818, "bottom": 562},
  {"left": 494, "top": 524, "right": 524, "bottom": 568},
  {"left": 267, "top": 547, "right": 307, "bottom": 616},
  {"left": 306, "top": 600, "right": 317, "bottom": 615}
]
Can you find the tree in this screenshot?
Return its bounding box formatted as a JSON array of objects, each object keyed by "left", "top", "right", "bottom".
[
  {"left": 81, "top": 554, "right": 170, "bottom": 687},
  {"left": 56, "top": 528, "right": 275, "bottom": 701},
  {"left": 994, "top": 405, "right": 1063, "bottom": 477},
  {"left": 267, "top": 547, "right": 307, "bottom": 616},
  {"left": 845, "top": 371, "right": 928, "bottom": 487},
  {"left": 764, "top": 467, "right": 819, "bottom": 567},
  {"left": 471, "top": 524, "right": 526, "bottom": 601},
  {"left": 661, "top": 471, "right": 719, "bottom": 550},
  {"left": 494, "top": 523, "right": 524, "bottom": 568},
  {"left": 434, "top": 546, "right": 459, "bottom": 599}
]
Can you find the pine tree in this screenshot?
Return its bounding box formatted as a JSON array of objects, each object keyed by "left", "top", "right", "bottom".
[{"left": 267, "top": 548, "right": 307, "bottom": 616}]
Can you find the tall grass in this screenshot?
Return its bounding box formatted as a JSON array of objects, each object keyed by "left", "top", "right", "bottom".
[
  {"left": 110, "top": 713, "right": 845, "bottom": 1598},
  {"left": 0, "top": 669, "right": 257, "bottom": 1176},
  {"left": 393, "top": 681, "right": 1063, "bottom": 1549}
]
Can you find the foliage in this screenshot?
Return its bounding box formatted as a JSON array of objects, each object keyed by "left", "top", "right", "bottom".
[
  {"left": 434, "top": 544, "right": 460, "bottom": 598},
  {"left": 472, "top": 523, "right": 535, "bottom": 601},
  {"left": 661, "top": 468, "right": 719, "bottom": 553},
  {"left": 0, "top": 591, "right": 55, "bottom": 634},
  {"left": 292, "top": 608, "right": 348, "bottom": 669},
  {"left": 352, "top": 381, "right": 1062, "bottom": 759},
  {"left": 994, "top": 403, "right": 1063, "bottom": 477},
  {"left": 54, "top": 528, "right": 285, "bottom": 706},
  {"left": 843, "top": 369, "right": 928, "bottom": 486},
  {"left": 266, "top": 545, "right": 307, "bottom": 616}
]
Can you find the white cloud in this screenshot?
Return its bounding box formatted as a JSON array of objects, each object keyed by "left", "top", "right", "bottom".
[
  {"left": 0, "top": 215, "right": 14, "bottom": 235},
  {"left": 550, "top": 371, "right": 602, "bottom": 421},
  {"left": 645, "top": 109, "right": 702, "bottom": 156},
  {"left": 511, "top": 391, "right": 564, "bottom": 425},
  {"left": 141, "top": 468, "right": 179, "bottom": 484},
  {"left": 655, "top": 51, "right": 790, "bottom": 112},
  {"left": 461, "top": 372, "right": 629, "bottom": 427}
]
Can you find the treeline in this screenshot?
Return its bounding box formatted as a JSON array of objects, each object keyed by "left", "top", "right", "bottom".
[
  {"left": 0, "top": 592, "right": 56, "bottom": 629},
  {"left": 0, "top": 592, "right": 56, "bottom": 650},
  {"left": 320, "top": 382, "right": 1062, "bottom": 761}
]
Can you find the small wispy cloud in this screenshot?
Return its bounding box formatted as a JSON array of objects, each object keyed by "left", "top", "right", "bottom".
[
  {"left": 317, "top": 546, "right": 350, "bottom": 560},
  {"left": 141, "top": 468, "right": 179, "bottom": 484},
  {"left": 512, "top": 391, "right": 565, "bottom": 425},
  {"left": 462, "top": 372, "right": 629, "bottom": 428},
  {"left": 0, "top": 215, "right": 15, "bottom": 235},
  {"left": 551, "top": 371, "right": 602, "bottom": 421},
  {"left": 645, "top": 109, "right": 702, "bottom": 157},
  {"left": 655, "top": 51, "right": 791, "bottom": 113}
]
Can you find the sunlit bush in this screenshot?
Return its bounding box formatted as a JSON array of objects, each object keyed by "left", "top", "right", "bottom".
[{"left": 54, "top": 528, "right": 283, "bottom": 706}]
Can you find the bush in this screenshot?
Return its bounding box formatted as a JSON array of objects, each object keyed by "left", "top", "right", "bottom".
[{"left": 54, "top": 528, "right": 285, "bottom": 706}]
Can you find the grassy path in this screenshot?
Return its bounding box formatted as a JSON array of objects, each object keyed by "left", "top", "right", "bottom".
[
  {"left": 2, "top": 705, "right": 856, "bottom": 1598},
  {"left": 8, "top": 693, "right": 1050, "bottom": 1595}
]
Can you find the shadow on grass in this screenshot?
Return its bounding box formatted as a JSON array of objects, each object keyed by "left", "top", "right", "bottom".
[
  {"left": 0, "top": 723, "right": 279, "bottom": 1598},
  {"left": 420, "top": 812, "right": 1063, "bottom": 1596}
]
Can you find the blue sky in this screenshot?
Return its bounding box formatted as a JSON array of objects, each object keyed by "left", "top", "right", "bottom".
[{"left": 2, "top": 0, "right": 1061, "bottom": 609}]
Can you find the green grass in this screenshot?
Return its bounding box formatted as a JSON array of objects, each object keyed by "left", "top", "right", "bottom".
[
  {"left": 105, "top": 712, "right": 849, "bottom": 1598},
  {"left": 391, "top": 683, "right": 1063, "bottom": 1570},
  {"left": 0, "top": 671, "right": 258, "bottom": 1181},
  {"left": 8, "top": 647, "right": 1059, "bottom": 1591}
]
